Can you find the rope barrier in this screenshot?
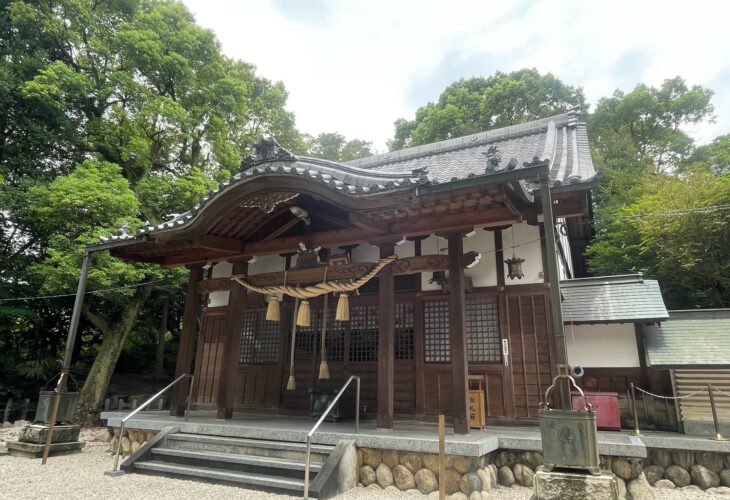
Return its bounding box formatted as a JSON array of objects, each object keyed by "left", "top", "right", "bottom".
[
  {"left": 634, "top": 385, "right": 707, "bottom": 400},
  {"left": 711, "top": 387, "right": 730, "bottom": 399}
]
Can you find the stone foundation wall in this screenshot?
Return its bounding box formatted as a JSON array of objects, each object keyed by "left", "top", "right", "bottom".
[
  {"left": 104, "top": 427, "right": 157, "bottom": 459},
  {"left": 642, "top": 448, "right": 730, "bottom": 491},
  {"left": 356, "top": 446, "right": 730, "bottom": 497}
]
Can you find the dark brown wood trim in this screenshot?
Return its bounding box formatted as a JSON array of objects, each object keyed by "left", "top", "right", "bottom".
[
  {"left": 414, "top": 297, "right": 426, "bottom": 415},
  {"left": 447, "top": 233, "right": 469, "bottom": 434},
  {"left": 494, "top": 229, "right": 505, "bottom": 287},
  {"left": 216, "top": 260, "right": 248, "bottom": 419},
  {"left": 377, "top": 243, "right": 395, "bottom": 429},
  {"left": 171, "top": 267, "right": 204, "bottom": 416},
  {"left": 500, "top": 292, "right": 515, "bottom": 418}
]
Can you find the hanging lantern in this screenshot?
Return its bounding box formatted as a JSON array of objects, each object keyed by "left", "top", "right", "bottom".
[
  {"left": 265, "top": 295, "right": 280, "bottom": 321},
  {"left": 505, "top": 256, "right": 525, "bottom": 280},
  {"left": 505, "top": 225, "right": 525, "bottom": 280}
]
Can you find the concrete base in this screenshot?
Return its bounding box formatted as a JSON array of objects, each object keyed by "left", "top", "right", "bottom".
[
  {"left": 5, "top": 440, "right": 84, "bottom": 459},
  {"left": 19, "top": 424, "right": 81, "bottom": 444},
  {"left": 104, "top": 470, "right": 126, "bottom": 477},
  {"left": 533, "top": 470, "right": 620, "bottom": 500}
]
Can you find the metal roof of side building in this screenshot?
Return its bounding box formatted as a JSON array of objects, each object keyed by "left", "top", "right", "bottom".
[
  {"left": 560, "top": 274, "right": 669, "bottom": 324},
  {"left": 644, "top": 309, "right": 730, "bottom": 368}
]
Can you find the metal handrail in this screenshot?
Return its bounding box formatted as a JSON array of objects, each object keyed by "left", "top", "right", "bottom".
[
  {"left": 110, "top": 373, "right": 194, "bottom": 472},
  {"left": 303, "top": 375, "right": 360, "bottom": 499}
]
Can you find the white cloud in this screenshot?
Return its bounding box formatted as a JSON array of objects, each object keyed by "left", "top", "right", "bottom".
[{"left": 183, "top": 0, "right": 730, "bottom": 150}]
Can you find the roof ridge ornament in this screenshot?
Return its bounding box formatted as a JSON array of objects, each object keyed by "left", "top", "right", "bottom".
[
  {"left": 483, "top": 146, "right": 518, "bottom": 174},
  {"left": 241, "top": 135, "right": 297, "bottom": 170}
]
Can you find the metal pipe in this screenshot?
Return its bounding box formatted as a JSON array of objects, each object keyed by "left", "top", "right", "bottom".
[
  {"left": 355, "top": 377, "right": 360, "bottom": 435},
  {"left": 540, "top": 173, "right": 570, "bottom": 410},
  {"left": 630, "top": 382, "right": 640, "bottom": 436},
  {"left": 304, "top": 436, "right": 312, "bottom": 499},
  {"left": 708, "top": 384, "right": 726, "bottom": 441},
  {"left": 185, "top": 375, "right": 195, "bottom": 423},
  {"left": 42, "top": 251, "right": 92, "bottom": 464},
  {"left": 303, "top": 375, "right": 360, "bottom": 499},
  {"left": 109, "top": 373, "right": 192, "bottom": 473}
]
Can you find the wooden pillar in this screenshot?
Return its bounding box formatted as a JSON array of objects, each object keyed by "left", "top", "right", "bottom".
[
  {"left": 216, "top": 260, "right": 248, "bottom": 419},
  {"left": 377, "top": 242, "right": 395, "bottom": 429},
  {"left": 448, "top": 232, "right": 470, "bottom": 434},
  {"left": 171, "top": 266, "right": 203, "bottom": 416},
  {"left": 540, "top": 176, "right": 571, "bottom": 410}
]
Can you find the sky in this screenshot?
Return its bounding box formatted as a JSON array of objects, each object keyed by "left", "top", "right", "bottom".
[{"left": 182, "top": 0, "right": 729, "bottom": 152}]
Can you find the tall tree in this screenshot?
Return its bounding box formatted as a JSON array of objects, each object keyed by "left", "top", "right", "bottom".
[
  {"left": 389, "top": 68, "right": 587, "bottom": 150},
  {"left": 2, "top": 0, "right": 304, "bottom": 422},
  {"left": 305, "top": 132, "right": 373, "bottom": 162},
  {"left": 586, "top": 78, "right": 723, "bottom": 308}
]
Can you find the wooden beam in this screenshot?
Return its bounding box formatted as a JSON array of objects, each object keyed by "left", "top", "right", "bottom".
[
  {"left": 448, "top": 232, "right": 470, "bottom": 434},
  {"left": 494, "top": 229, "right": 505, "bottom": 287},
  {"left": 161, "top": 210, "right": 516, "bottom": 266},
  {"left": 227, "top": 253, "right": 482, "bottom": 289},
  {"left": 216, "top": 260, "right": 248, "bottom": 419},
  {"left": 263, "top": 217, "right": 302, "bottom": 240},
  {"left": 170, "top": 267, "right": 203, "bottom": 416},
  {"left": 377, "top": 242, "right": 395, "bottom": 429},
  {"left": 314, "top": 211, "right": 354, "bottom": 229},
  {"left": 348, "top": 214, "right": 389, "bottom": 234},
  {"left": 389, "top": 208, "right": 516, "bottom": 236},
  {"left": 194, "top": 235, "right": 244, "bottom": 253}
]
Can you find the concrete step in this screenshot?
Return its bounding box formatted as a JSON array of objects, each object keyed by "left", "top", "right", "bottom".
[
  {"left": 134, "top": 460, "right": 306, "bottom": 492},
  {"left": 165, "top": 433, "right": 334, "bottom": 462},
  {"left": 151, "top": 447, "right": 323, "bottom": 474}
]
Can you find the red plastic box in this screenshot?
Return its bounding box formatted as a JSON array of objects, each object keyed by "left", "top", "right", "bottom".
[{"left": 571, "top": 391, "right": 621, "bottom": 431}]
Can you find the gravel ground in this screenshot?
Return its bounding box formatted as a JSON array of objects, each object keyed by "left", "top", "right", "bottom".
[{"left": 0, "top": 427, "right": 726, "bottom": 499}]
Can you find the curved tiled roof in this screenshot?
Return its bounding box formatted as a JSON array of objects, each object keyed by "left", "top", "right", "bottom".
[
  {"left": 100, "top": 110, "right": 597, "bottom": 245},
  {"left": 100, "top": 153, "right": 424, "bottom": 244},
  {"left": 347, "top": 109, "right": 596, "bottom": 188}
]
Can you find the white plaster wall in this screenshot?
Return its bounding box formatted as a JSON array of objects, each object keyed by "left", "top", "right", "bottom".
[
  {"left": 421, "top": 235, "right": 447, "bottom": 291},
  {"left": 463, "top": 230, "right": 497, "bottom": 287},
  {"left": 208, "top": 261, "right": 233, "bottom": 307},
  {"left": 500, "top": 222, "right": 543, "bottom": 285},
  {"left": 566, "top": 323, "right": 640, "bottom": 368},
  {"left": 249, "top": 254, "right": 284, "bottom": 275},
  {"left": 394, "top": 239, "right": 415, "bottom": 259},
  {"left": 351, "top": 243, "right": 379, "bottom": 263}
]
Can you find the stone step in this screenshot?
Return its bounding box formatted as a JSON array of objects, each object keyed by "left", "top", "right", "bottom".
[
  {"left": 134, "top": 460, "right": 307, "bottom": 492},
  {"left": 151, "top": 447, "right": 323, "bottom": 473},
  {"left": 165, "top": 433, "right": 334, "bottom": 457}
]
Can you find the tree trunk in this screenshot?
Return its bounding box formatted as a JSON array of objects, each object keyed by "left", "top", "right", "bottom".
[
  {"left": 74, "top": 284, "right": 152, "bottom": 424},
  {"left": 154, "top": 297, "right": 169, "bottom": 380}
]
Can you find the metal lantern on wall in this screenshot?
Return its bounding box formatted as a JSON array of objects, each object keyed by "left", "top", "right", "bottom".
[
  {"left": 505, "top": 225, "right": 525, "bottom": 280},
  {"left": 505, "top": 256, "right": 525, "bottom": 280}
]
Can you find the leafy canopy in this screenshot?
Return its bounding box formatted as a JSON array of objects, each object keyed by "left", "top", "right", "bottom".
[{"left": 389, "top": 68, "right": 586, "bottom": 150}]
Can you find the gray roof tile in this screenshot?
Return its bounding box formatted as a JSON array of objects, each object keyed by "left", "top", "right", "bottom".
[
  {"left": 347, "top": 109, "right": 597, "bottom": 187},
  {"left": 644, "top": 310, "right": 730, "bottom": 367},
  {"left": 561, "top": 274, "right": 668, "bottom": 324}
]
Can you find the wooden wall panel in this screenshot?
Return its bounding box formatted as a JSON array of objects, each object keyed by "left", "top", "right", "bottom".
[
  {"left": 192, "top": 309, "right": 227, "bottom": 405},
  {"left": 506, "top": 293, "right": 554, "bottom": 419}
]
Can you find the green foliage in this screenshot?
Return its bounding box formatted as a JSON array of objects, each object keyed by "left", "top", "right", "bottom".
[
  {"left": 589, "top": 77, "right": 714, "bottom": 173},
  {"left": 305, "top": 132, "right": 373, "bottom": 162},
  {"left": 586, "top": 77, "right": 725, "bottom": 308},
  {"left": 589, "top": 168, "right": 730, "bottom": 308},
  {"left": 0, "top": 0, "right": 305, "bottom": 406},
  {"left": 389, "top": 69, "right": 586, "bottom": 150},
  {"left": 690, "top": 134, "right": 730, "bottom": 175}
]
